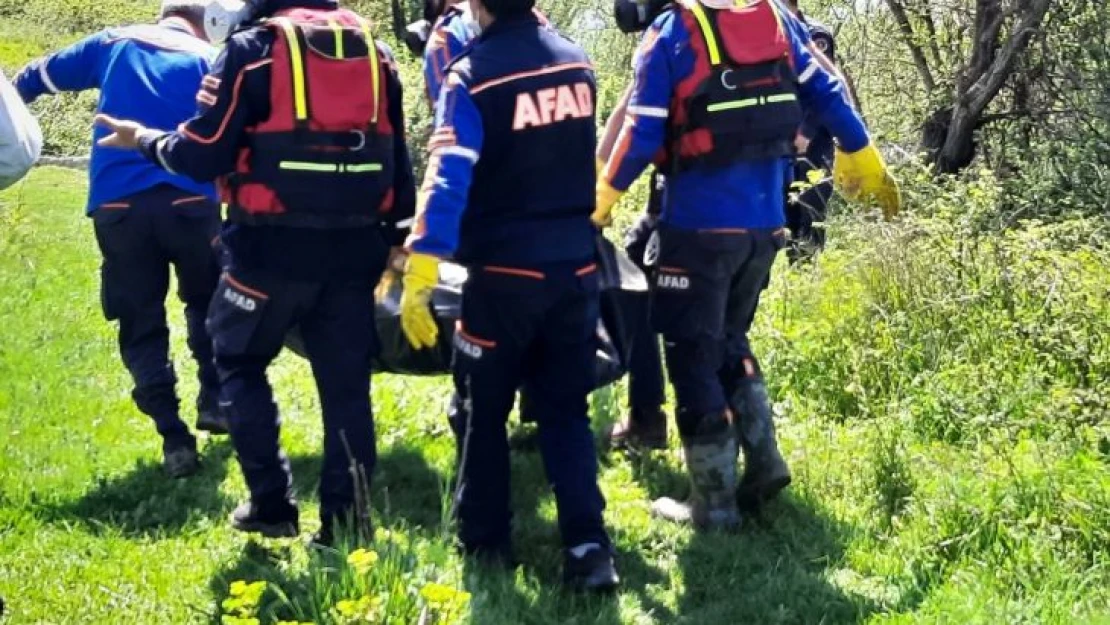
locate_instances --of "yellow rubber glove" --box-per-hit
[593,177,624,227]
[595,157,605,176]
[833,143,902,220]
[400,253,440,350]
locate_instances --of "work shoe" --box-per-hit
[651,414,741,531]
[229,500,299,538]
[163,438,200,479]
[563,544,620,593]
[195,388,229,435]
[604,406,669,451]
[462,543,517,571]
[732,379,792,512]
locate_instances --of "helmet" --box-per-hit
[613,0,672,33]
[202,0,267,43]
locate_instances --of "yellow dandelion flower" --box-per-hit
[346,548,380,574]
[228,580,248,597]
[420,582,469,606]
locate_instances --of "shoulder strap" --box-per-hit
[268,17,312,124]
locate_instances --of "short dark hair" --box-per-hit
[481,0,536,18]
[161,4,206,30]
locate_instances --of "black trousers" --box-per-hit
[92,184,220,444]
[207,260,382,525]
[451,262,609,552]
[785,157,834,262]
[650,225,785,436]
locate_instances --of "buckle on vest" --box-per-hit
[349,130,366,152]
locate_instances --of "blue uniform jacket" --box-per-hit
[422,4,479,107]
[604,1,869,230]
[407,13,597,266]
[136,0,417,280]
[15,20,216,213]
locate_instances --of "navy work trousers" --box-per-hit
[650,225,785,436]
[91,184,220,445]
[622,213,667,413]
[785,157,834,262]
[206,264,380,525]
[452,262,609,553]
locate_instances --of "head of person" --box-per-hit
[160,0,214,40]
[468,0,535,30]
[782,0,801,15]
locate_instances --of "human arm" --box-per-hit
[14,32,108,103]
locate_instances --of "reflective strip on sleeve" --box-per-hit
[394,217,414,229]
[628,105,670,118]
[39,64,60,94]
[436,145,480,163]
[797,63,818,84]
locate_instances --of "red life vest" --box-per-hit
[223,7,395,228]
[659,0,803,173]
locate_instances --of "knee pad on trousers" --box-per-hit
[131,382,179,419]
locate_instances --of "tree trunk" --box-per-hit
[923,0,1054,174]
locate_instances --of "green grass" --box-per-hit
[2,168,1108,624]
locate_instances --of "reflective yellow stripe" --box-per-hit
[274,18,308,122]
[766,93,797,104]
[327,19,344,59]
[355,17,380,125]
[707,98,760,113]
[344,163,383,173]
[278,162,383,173]
[685,1,721,66]
[280,161,339,172]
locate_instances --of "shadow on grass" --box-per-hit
[36,438,235,537]
[287,443,449,531]
[459,445,672,624]
[673,492,878,624]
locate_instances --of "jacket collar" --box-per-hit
[477,11,540,42]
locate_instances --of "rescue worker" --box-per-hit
[597,0,901,528]
[597,88,670,451]
[401,0,620,591]
[13,1,225,478]
[784,0,842,263]
[95,0,416,544]
[420,0,557,451]
[422,0,479,106]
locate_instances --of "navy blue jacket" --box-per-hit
[407,12,597,267]
[799,14,836,169]
[138,0,417,280]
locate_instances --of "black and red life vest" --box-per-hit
[223,7,396,228]
[659,0,803,173]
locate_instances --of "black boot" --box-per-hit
[195,386,229,435]
[230,499,299,538]
[162,437,199,479]
[732,379,791,512]
[563,544,620,593]
[651,411,741,531]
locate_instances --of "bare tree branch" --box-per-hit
[885,0,938,92]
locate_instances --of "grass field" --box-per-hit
[1,168,1108,624]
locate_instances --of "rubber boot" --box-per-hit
[603,406,668,451]
[732,379,791,512]
[651,411,740,531]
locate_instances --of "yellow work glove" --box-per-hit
[400,253,440,350]
[593,177,624,228]
[833,143,902,220]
